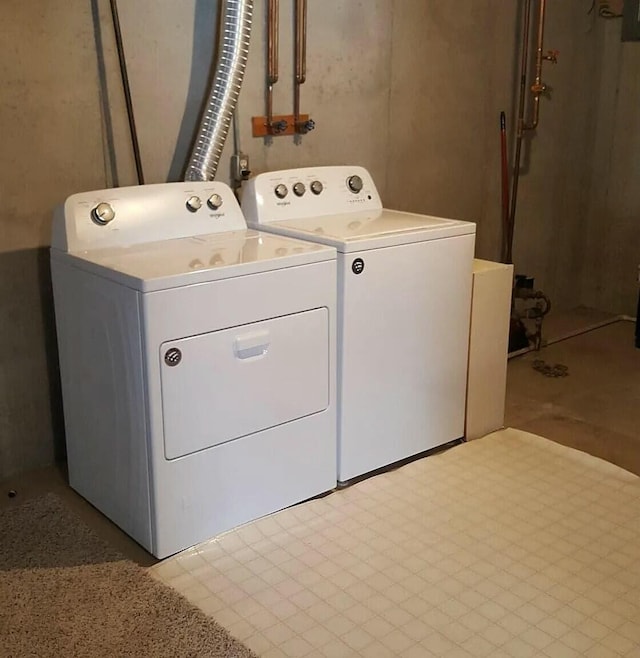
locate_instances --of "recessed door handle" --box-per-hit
[234,330,270,360]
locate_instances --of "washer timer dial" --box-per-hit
[347,175,363,194]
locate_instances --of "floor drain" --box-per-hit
[532,359,569,378]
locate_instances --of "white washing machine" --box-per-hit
[51,181,337,558]
[242,166,476,484]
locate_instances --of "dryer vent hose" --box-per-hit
[185,0,253,181]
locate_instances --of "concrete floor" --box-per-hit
[0,319,637,567]
[505,320,639,477]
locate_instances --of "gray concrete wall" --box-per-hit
[1,1,108,479]
[0,0,634,478]
[582,20,640,316]
[117,0,395,190]
[384,2,600,309]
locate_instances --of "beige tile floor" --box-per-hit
[152,429,640,658]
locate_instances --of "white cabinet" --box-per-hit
[465,260,513,440]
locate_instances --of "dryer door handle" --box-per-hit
[234,330,270,360]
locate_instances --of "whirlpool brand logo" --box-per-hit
[352,258,365,275]
[164,348,182,367]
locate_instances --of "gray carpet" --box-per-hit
[0,494,257,657]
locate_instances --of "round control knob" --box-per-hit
[347,175,363,194]
[186,196,202,212]
[274,184,288,199]
[310,180,323,195]
[91,202,115,225]
[207,193,223,210]
[293,182,306,197]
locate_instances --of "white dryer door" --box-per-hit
[160,308,329,459]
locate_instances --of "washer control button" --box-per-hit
[310,180,323,195]
[91,202,115,225]
[207,193,223,210]
[347,175,363,194]
[186,196,202,212]
[293,182,306,197]
[274,184,288,199]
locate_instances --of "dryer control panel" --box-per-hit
[52,182,246,252]
[242,166,383,225]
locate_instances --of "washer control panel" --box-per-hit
[242,166,383,225]
[53,182,246,252]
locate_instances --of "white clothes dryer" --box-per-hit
[51,181,337,558]
[242,166,475,484]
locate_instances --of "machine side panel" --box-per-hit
[337,234,475,482]
[51,259,153,551]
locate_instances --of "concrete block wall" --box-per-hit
[0,0,635,478]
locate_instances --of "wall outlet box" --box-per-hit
[622,0,640,41]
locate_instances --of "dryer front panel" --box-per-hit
[160,308,329,459]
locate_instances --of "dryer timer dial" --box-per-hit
[91,202,115,225]
[207,194,223,210]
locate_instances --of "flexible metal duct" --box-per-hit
[185,0,253,181]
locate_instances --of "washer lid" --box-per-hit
[53,229,335,292]
[262,208,476,252]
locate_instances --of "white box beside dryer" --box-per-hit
[51,182,337,558]
[242,166,476,484]
[465,259,513,440]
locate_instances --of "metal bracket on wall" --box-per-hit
[251,114,311,137]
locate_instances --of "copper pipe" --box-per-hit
[267,0,278,86]
[504,0,556,264]
[295,0,306,85]
[294,0,307,132]
[266,0,280,131]
[505,0,533,264]
[514,0,532,144]
[524,0,547,131]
